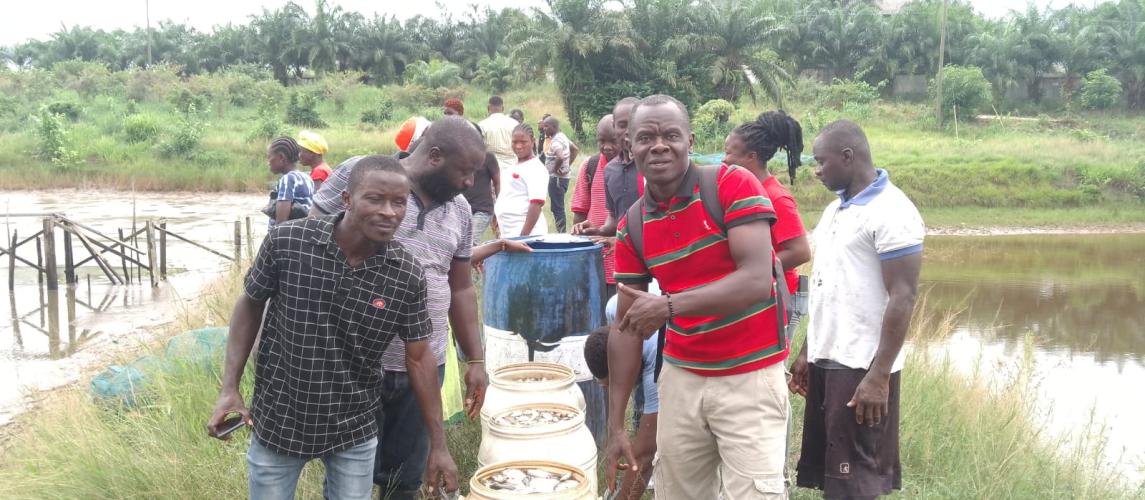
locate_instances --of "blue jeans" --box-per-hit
[247,436,377,500]
[374,365,446,500]
[548,176,569,233]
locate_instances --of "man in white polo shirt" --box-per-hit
[790,120,923,500]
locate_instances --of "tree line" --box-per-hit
[4,0,1144,131]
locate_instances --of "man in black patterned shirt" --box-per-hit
[207,155,458,500]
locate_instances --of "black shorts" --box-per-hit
[796,363,902,500]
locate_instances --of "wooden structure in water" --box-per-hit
[1,214,251,291]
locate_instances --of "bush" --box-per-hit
[159,104,204,158]
[123,114,162,144]
[817,79,881,109]
[360,96,396,125]
[1079,69,1122,111]
[695,99,735,125]
[51,60,117,98]
[32,107,81,169]
[404,59,463,89]
[473,56,515,93]
[124,65,181,102]
[285,91,327,128]
[170,87,208,115]
[932,65,993,120]
[46,101,81,122]
[318,72,366,113]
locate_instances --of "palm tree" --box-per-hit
[1091,0,1145,109]
[967,23,1019,105]
[353,15,414,83]
[508,0,636,134]
[690,0,792,105]
[304,0,352,75]
[1006,4,1064,103]
[473,55,516,93]
[249,3,309,84]
[405,59,463,88]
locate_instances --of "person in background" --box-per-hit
[790,120,923,500]
[723,111,812,339]
[464,152,501,246]
[298,130,331,192]
[509,109,525,123]
[264,136,314,228]
[574,97,640,244]
[536,113,550,163]
[479,96,520,182]
[207,155,458,500]
[442,98,465,117]
[541,116,578,233]
[606,95,788,499]
[494,123,548,238]
[571,114,620,296]
[396,116,432,153]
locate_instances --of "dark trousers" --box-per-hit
[548,176,569,233]
[374,364,446,500]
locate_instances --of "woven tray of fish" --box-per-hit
[482,467,580,494]
[492,408,576,428]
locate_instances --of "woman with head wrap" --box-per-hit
[297,130,331,191]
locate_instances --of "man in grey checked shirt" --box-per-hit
[207,155,459,499]
[311,117,489,499]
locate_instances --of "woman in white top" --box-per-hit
[494,123,550,238]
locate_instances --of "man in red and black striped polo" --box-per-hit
[604,95,789,499]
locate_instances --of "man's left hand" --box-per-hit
[590,236,617,256]
[463,363,488,418]
[616,284,669,340]
[422,445,459,496]
[847,372,890,426]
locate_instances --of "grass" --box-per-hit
[0,265,1141,498]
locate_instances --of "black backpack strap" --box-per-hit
[624,197,645,258]
[585,154,601,187]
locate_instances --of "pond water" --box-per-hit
[921,234,1145,484]
[0,190,265,426]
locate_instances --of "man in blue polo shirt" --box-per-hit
[790,120,923,500]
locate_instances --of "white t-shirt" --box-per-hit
[495,157,550,237]
[807,169,924,373]
[478,113,520,178]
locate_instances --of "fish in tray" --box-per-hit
[492,408,576,428]
[482,467,581,494]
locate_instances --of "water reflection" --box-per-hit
[924,234,1145,365]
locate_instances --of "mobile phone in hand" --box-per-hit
[214,413,247,438]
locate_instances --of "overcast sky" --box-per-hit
[0,0,1105,47]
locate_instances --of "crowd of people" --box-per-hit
[204,92,924,500]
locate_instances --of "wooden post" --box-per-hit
[159,222,167,279]
[234,221,242,265]
[65,285,77,346]
[934,0,948,126]
[63,230,76,285]
[86,274,92,303]
[118,229,131,284]
[46,285,60,357]
[145,221,159,288]
[245,217,253,260]
[8,230,16,291]
[42,219,58,291]
[35,236,44,287]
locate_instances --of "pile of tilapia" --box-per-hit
[481,467,580,494]
[492,408,576,428]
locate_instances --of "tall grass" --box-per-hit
[1,275,1140,498]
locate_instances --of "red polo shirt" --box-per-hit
[761,175,806,294]
[614,164,787,377]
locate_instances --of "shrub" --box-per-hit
[46,101,81,122]
[473,56,515,93]
[360,96,395,125]
[124,64,181,102]
[695,99,735,125]
[1079,69,1122,111]
[318,72,366,113]
[159,104,204,158]
[33,107,81,169]
[123,114,162,144]
[817,79,881,109]
[404,59,463,89]
[285,91,327,128]
[931,65,993,120]
[51,60,117,98]
[170,87,208,115]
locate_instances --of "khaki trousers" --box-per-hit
[654,362,788,500]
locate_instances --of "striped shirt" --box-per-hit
[381,192,473,371]
[614,164,785,377]
[571,154,616,284]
